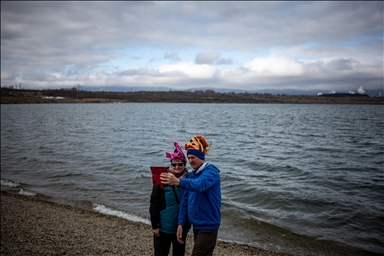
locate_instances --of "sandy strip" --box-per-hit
[1,191,292,256]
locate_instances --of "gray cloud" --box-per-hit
[195,51,221,64]
[216,58,233,65]
[164,52,180,61]
[326,58,361,71]
[1,1,382,91]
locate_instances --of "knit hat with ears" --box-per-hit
[166,142,187,164]
[184,135,212,160]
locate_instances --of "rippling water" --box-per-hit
[1,103,383,255]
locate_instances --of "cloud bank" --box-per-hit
[1,1,383,92]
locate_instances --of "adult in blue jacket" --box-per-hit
[161,135,221,256]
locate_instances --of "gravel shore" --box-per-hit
[1,191,292,256]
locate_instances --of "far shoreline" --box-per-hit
[2,88,384,105]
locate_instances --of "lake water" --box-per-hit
[1,103,383,255]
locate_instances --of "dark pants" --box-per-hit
[191,229,218,256]
[153,231,187,256]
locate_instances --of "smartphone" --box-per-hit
[150,166,168,188]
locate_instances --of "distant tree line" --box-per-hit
[2,87,383,105]
[38,88,286,103]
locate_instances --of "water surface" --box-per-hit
[1,103,383,255]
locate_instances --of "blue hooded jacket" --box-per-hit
[178,162,221,230]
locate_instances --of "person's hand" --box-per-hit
[160,172,180,186]
[153,228,160,237]
[176,225,184,244]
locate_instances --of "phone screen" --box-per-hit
[150,166,167,188]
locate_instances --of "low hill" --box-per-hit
[1,88,383,104]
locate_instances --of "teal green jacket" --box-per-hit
[149,168,188,234]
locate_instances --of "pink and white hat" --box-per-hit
[166,142,186,163]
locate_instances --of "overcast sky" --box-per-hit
[1,1,383,92]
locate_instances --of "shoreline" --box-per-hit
[1,191,292,256]
[2,88,384,105]
[1,190,380,256]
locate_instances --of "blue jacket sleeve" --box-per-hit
[177,188,189,226]
[179,164,220,192]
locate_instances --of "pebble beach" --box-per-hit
[1,191,292,256]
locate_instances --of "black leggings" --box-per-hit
[153,231,187,256]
